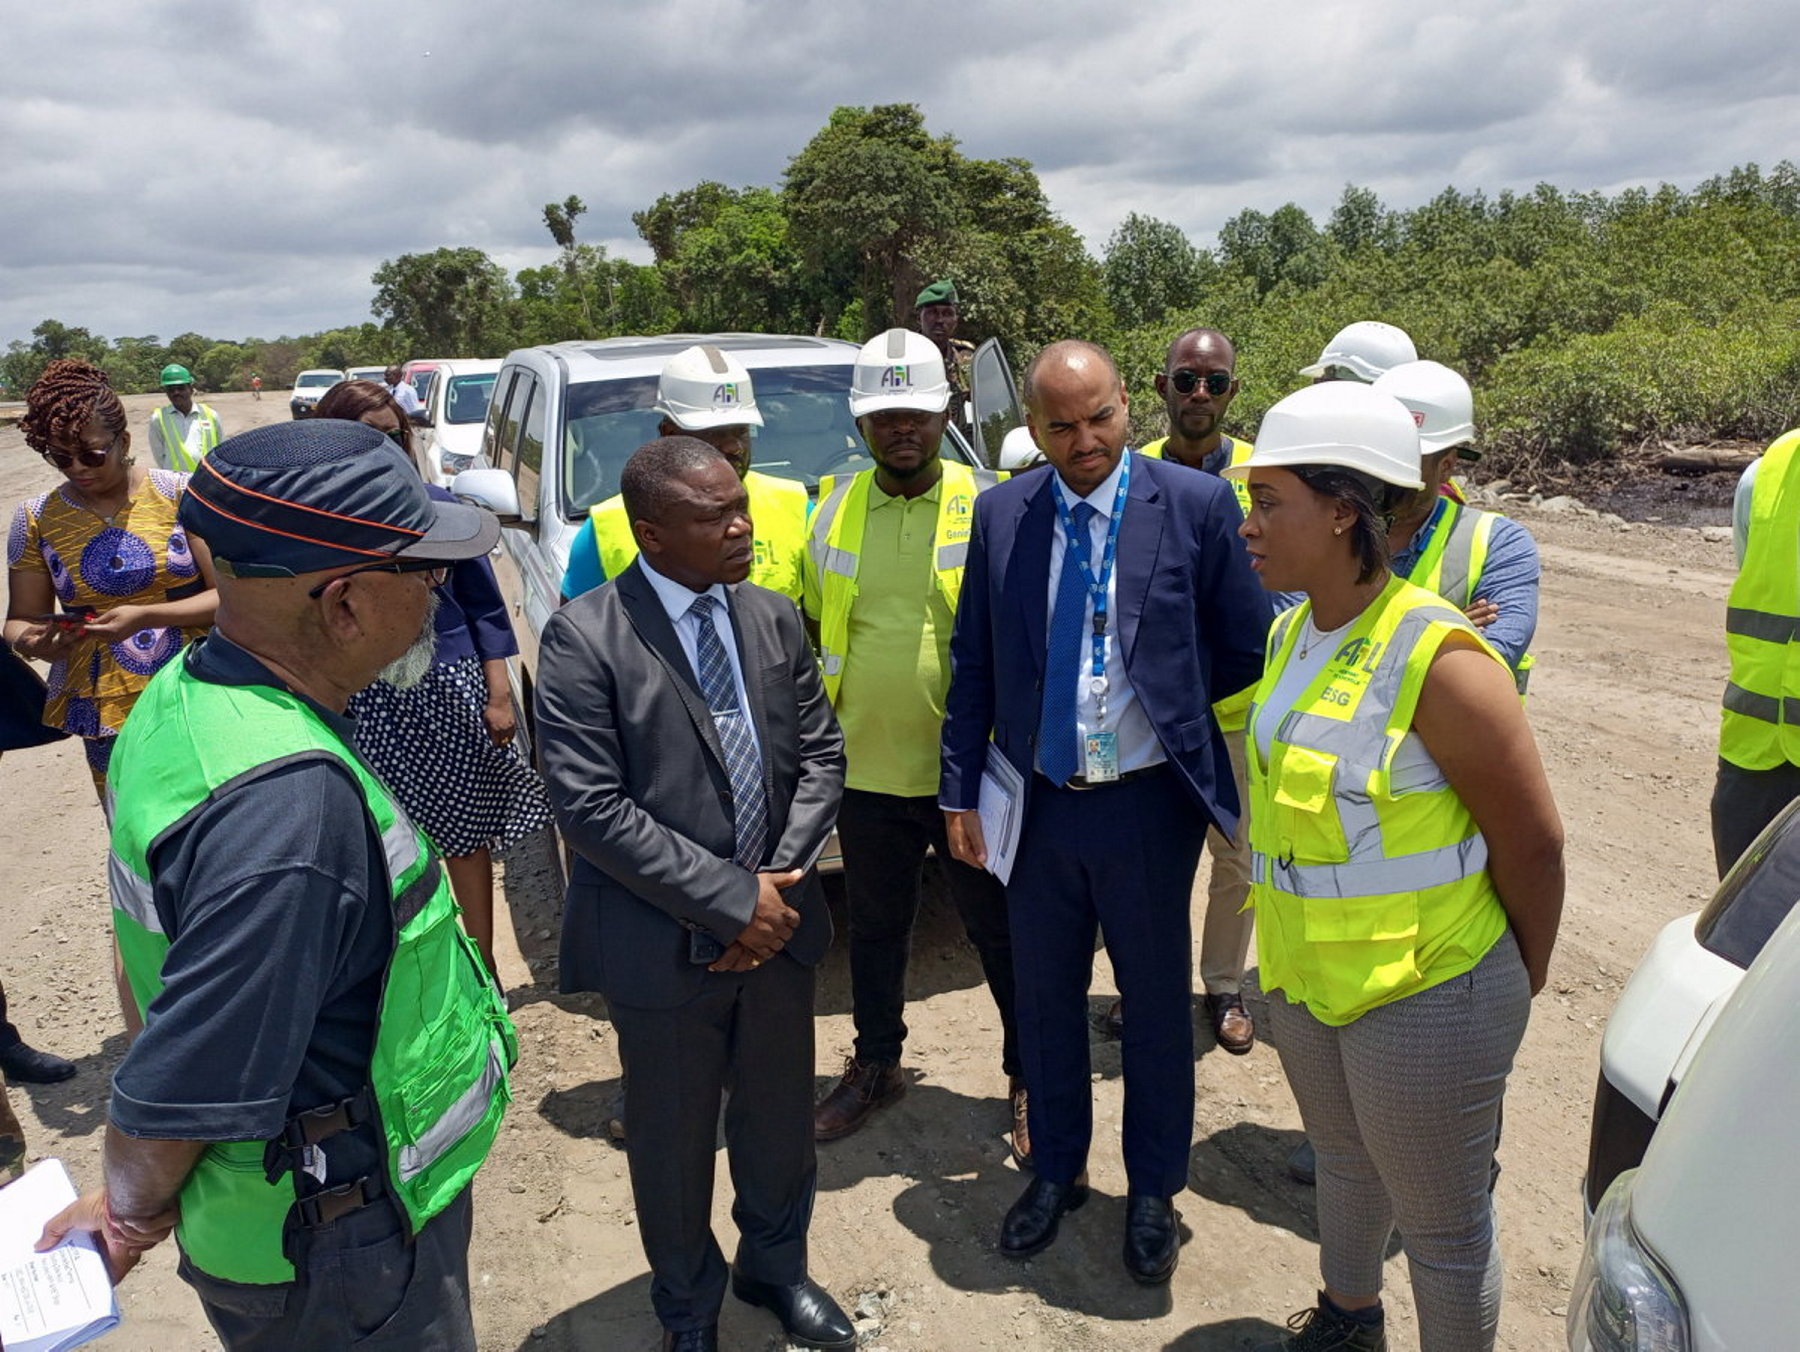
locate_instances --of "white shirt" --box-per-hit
[147,404,216,471]
[1043,451,1164,776]
[387,380,424,416]
[638,558,761,759]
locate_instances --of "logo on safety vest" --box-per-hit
[1333,637,1386,676]
[948,493,970,515]
[880,365,911,389]
[713,382,739,406]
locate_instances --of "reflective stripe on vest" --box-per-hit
[152,404,221,472]
[1246,575,1510,1026]
[1721,430,1800,770]
[588,470,809,601]
[806,463,1000,701]
[107,655,515,1284]
[1139,436,1253,517]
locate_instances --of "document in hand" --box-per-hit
[0,1158,120,1352]
[976,751,1025,885]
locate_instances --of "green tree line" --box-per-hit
[8,103,1797,473]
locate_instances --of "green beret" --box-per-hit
[915,279,959,308]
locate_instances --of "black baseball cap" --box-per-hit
[180,419,499,578]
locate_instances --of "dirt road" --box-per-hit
[0,392,1734,1349]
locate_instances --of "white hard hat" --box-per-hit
[1372,360,1474,456]
[1298,321,1418,383]
[1226,382,1423,490]
[998,425,1044,470]
[849,328,951,418]
[656,344,764,431]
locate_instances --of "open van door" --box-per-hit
[965,337,1022,469]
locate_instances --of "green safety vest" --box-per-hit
[107,657,516,1285]
[1721,429,1800,770]
[806,462,1000,704]
[1247,574,1510,1025]
[1398,498,1535,696]
[589,469,809,602]
[1140,436,1257,731]
[150,404,222,472]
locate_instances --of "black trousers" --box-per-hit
[836,788,1020,1077]
[1007,766,1207,1197]
[610,955,817,1332]
[1710,757,1800,877]
[183,1187,475,1351]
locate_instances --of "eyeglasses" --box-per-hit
[40,438,119,470]
[307,557,449,598]
[382,426,407,445]
[1171,369,1234,397]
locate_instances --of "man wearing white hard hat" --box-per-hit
[1300,320,1418,385]
[804,329,1025,1162]
[561,345,809,602]
[1373,360,1540,693]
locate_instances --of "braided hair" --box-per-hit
[20,359,127,456]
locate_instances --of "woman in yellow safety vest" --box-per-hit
[1228,382,1564,1352]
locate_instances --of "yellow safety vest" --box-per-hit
[1140,435,1253,516]
[1247,574,1510,1025]
[151,404,222,472]
[1399,499,1535,696]
[589,469,809,602]
[1721,429,1800,770]
[1141,435,1257,730]
[806,462,1000,704]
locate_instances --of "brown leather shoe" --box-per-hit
[1008,1076,1032,1169]
[1206,992,1256,1055]
[813,1055,904,1141]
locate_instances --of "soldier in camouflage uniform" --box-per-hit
[915,279,975,428]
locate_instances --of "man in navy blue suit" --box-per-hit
[940,340,1269,1284]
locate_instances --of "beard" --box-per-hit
[374,592,440,690]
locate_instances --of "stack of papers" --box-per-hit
[0,1159,120,1351]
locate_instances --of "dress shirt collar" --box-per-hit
[638,556,730,623]
[1052,449,1131,519]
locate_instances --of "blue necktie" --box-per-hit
[1037,501,1096,786]
[689,596,769,869]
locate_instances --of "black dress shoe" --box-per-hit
[1123,1193,1180,1284]
[1288,1138,1317,1186]
[999,1172,1089,1259]
[660,1326,718,1352]
[729,1269,854,1349]
[0,1042,76,1085]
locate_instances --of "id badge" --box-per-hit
[1083,730,1120,783]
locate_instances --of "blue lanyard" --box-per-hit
[1053,451,1131,682]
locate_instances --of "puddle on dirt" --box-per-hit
[1552,469,1737,528]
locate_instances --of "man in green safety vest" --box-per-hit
[38,419,514,1351]
[1716,424,1800,875]
[562,345,808,603]
[146,363,223,472]
[804,328,1025,1162]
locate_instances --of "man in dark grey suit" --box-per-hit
[536,438,853,1352]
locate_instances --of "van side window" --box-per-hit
[517,380,545,525]
[482,370,518,467]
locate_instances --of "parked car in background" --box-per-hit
[402,358,446,406]
[452,332,1016,759]
[289,368,346,418]
[416,359,503,487]
[1568,870,1800,1349]
[1581,797,1800,1222]
[345,365,389,387]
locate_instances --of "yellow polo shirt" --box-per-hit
[828,477,956,797]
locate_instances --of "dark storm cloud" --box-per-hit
[1,0,1795,347]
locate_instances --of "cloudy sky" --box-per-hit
[4,0,1795,349]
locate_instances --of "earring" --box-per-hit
[1333,526,1344,536]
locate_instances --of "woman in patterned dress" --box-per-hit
[314,380,551,978]
[5,359,218,793]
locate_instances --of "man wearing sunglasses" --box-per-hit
[40,419,513,1351]
[1103,329,1262,1060]
[147,364,223,473]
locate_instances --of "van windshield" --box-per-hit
[559,365,873,517]
[1697,797,1800,968]
[444,374,497,425]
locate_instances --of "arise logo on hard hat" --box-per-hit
[880,365,912,390]
[714,382,740,406]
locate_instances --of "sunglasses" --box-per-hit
[307,557,449,598]
[382,426,408,444]
[1171,369,1234,397]
[40,439,119,470]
